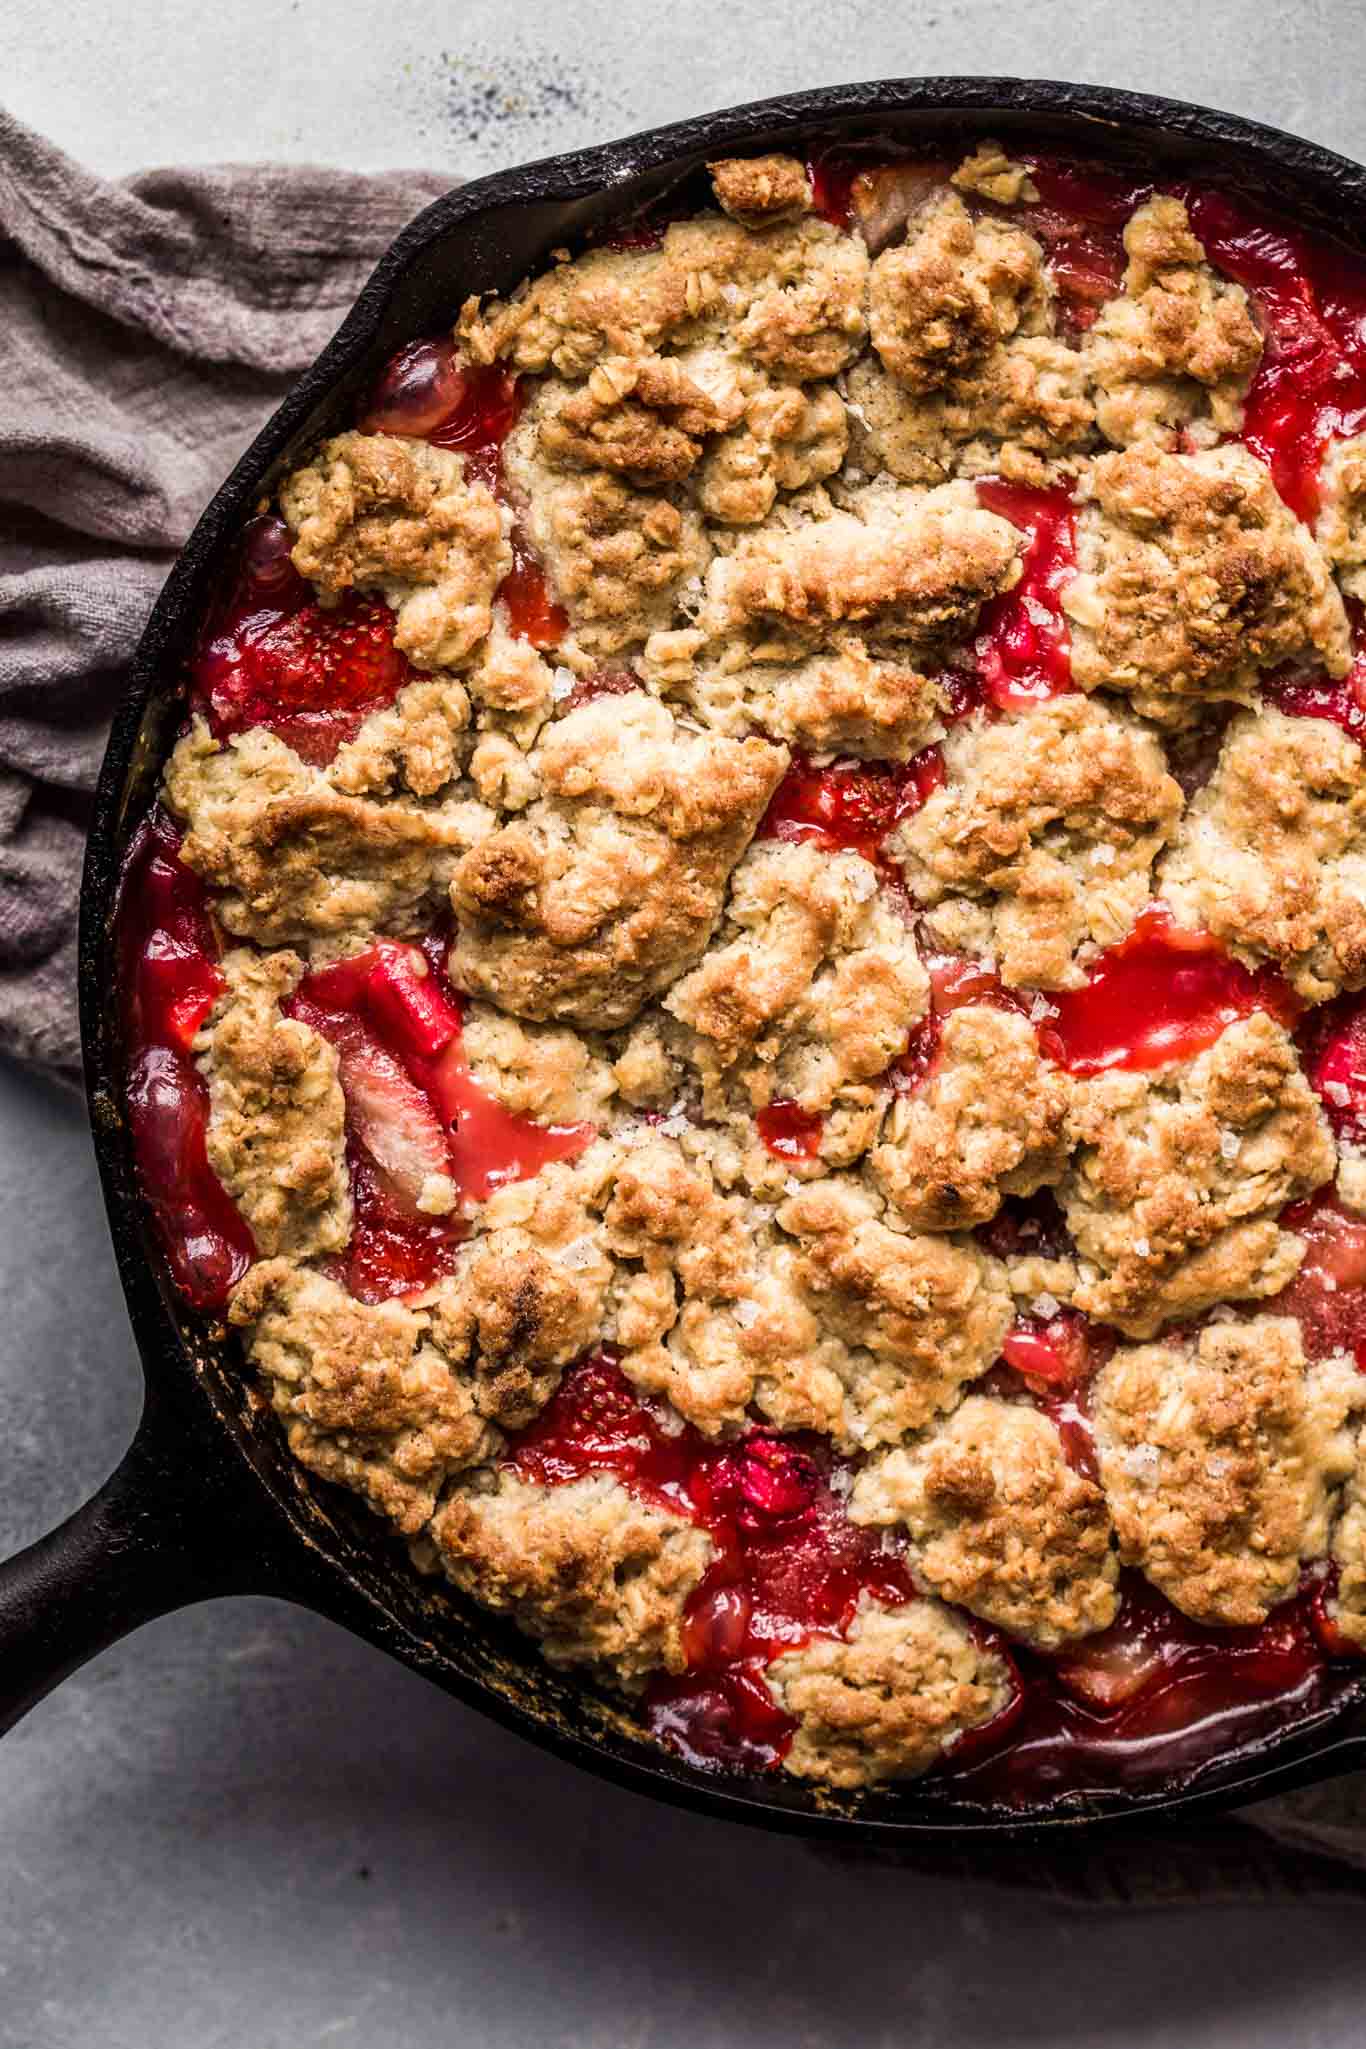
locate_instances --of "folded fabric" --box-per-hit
[2,103,1363,1902]
[0,107,449,1080]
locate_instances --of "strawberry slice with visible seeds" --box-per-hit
[197,591,411,765]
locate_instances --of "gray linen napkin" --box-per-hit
[3,105,1366,1901]
[0,108,448,1080]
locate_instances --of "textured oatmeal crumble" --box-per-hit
[768,1595,1013,1785]
[851,1395,1119,1647]
[1060,1012,1335,1336]
[129,139,1366,1792]
[1065,444,1350,722]
[894,696,1183,987]
[1092,1318,1359,1625]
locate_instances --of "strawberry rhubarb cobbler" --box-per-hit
[118,138,1366,1802]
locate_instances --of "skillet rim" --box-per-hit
[78,73,1366,1843]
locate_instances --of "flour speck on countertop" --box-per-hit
[391,38,630,175]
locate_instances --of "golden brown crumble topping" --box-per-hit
[1066,444,1350,722]
[165,720,479,952]
[708,153,814,224]
[231,1260,499,1535]
[851,1396,1119,1648]
[1060,1013,1335,1337]
[153,143,1366,1788]
[895,696,1183,988]
[869,1005,1072,1230]
[281,432,510,670]
[1161,706,1366,1002]
[700,481,1023,652]
[1317,433,1366,600]
[448,692,786,1027]
[197,949,351,1260]
[768,1596,1013,1786]
[431,1467,713,1683]
[1084,197,1263,450]
[1092,1318,1357,1625]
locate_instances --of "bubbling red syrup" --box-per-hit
[971,481,1077,707]
[191,515,412,765]
[286,939,595,1303]
[1042,904,1301,1075]
[508,1353,917,1770]
[118,813,255,1310]
[757,747,944,867]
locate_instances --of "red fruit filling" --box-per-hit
[996,1311,1113,1483]
[755,1100,824,1162]
[287,939,595,1303]
[1014,155,1153,332]
[1183,185,1366,523]
[806,151,862,230]
[1041,903,1301,1075]
[948,1569,1331,1806]
[555,666,641,717]
[1266,1193,1366,1368]
[508,1354,916,1771]
[191,516,412,766]
[971,480,1077,705]
[1300,991,1366,1143]
[118,813,255,1311]
[1000,1307,1113,1391]
[1263,598,1366,741]
[757,747,944,867]
[360,338,475,440]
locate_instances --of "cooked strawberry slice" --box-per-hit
[196,590,411,764]
[1053,1606,1170,1708]
[1304,999,1366,1140]
[362,943,462,1061]
[1001,1309,1110,1389]
[681,1582,754,1669]
[292,999,451,1220]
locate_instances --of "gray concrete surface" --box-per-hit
[6,3,1366,2042]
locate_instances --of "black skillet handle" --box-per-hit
[0,1386,263,1737]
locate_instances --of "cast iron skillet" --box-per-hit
[7,77,1366,1844]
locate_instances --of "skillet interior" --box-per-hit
[79,75,1366,1841]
